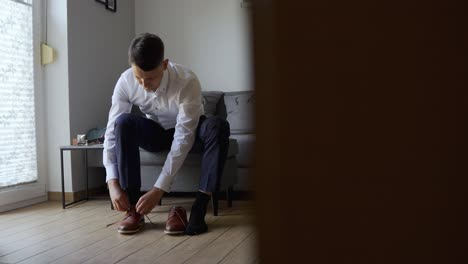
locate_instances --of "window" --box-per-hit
[0,0,45,211]
[0,0,37,189]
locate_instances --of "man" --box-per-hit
[103,33,230,235]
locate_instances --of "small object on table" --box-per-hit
[77,134,87,145]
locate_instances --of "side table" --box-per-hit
[60,144,106,208]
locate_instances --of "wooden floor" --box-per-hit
[0,198,257,264]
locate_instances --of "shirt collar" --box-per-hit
[154,70,169,96]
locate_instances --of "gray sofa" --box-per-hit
[223,91,255,192]
[138,91,255,215]
[92,91,255,215]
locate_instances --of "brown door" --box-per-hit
[253,1,468,263]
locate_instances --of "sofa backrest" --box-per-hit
[202,91,255,134]
[223,91,255,134]
[131,91,226,117]
[131,90,255,134]
[201,91,227,119]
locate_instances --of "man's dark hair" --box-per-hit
[128,33,164,71]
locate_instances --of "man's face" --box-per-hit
[132,59,168,92]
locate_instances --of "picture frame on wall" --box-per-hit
[95,0,105,5]
[106,0,117,12]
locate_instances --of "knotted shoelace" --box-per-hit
[168,208,187,228]
[106,211,155,227]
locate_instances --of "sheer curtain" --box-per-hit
[0,0,37,189]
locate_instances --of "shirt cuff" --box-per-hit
[105,164,119,183]
[154,173,171,193]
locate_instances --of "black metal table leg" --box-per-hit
[60,145,112,209]
[61,148,95,208]
[61,149,65,209]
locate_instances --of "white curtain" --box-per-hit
[0,0,37,188]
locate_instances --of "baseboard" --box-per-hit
[0,195,48,213]
[48,191,69,202]
[48,189,253,202]
[48,187,109,202]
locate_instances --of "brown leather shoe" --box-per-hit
[164,206,188,235]
[118,208,144,234]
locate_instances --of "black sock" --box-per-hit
[185,192,210,235]
[194,191,210,208]
[126,189,141,207]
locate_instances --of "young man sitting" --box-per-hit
[103,33,230,235]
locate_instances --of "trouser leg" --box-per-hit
[114,113,173,205]
[186,116,230,233]
[191,116,231,193]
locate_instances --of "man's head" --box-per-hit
[129,33,168,92]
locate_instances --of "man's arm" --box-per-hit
[155,77,203,192]
[103,76,133,211]
[135,77,203,214]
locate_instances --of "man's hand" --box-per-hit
[136,187,164,215]
[108,179,131,212]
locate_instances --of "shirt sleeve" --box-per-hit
[154,77,203,192]
[103,76,132,182]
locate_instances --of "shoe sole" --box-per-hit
[164,229,185,235]
[118,224,144,234]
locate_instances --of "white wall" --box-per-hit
[45,0,135,192]
[45,0,71,192]
[135,0,253,92]
[46,0,249,192]
[67,0,135,191]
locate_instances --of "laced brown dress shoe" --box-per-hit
[164,206,188,235]
[118,208,144,234]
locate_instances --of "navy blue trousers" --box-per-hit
[114,113,230,205]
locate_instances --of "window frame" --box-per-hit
[0,0,47,211]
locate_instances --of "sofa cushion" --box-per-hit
[139,138,238,166]
[229,134,255,168]
[140,158,238,192]
[224,91,255,134]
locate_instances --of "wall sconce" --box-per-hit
[41,43,55,65]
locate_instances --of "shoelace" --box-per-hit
[106,211,155,227]
[145,214,155,225]
[169,208,187,228]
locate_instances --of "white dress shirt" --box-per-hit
[103,61,204,192]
